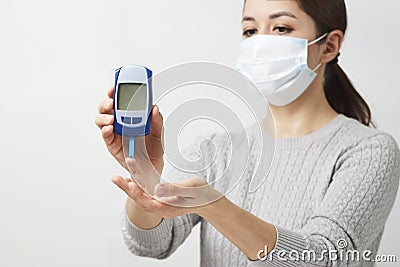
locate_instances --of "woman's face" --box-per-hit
[242,0,324,69]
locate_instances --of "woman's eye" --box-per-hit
[243,29,257,37]
[273,26,293,35]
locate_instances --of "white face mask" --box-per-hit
[235,33,328,106]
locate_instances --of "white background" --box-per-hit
[0,0,399,266]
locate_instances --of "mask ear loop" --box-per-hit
[312,62,323,72]
[308,32,329,46]
[309,32,329,71]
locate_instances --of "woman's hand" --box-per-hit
[95,87,165,173]
[112,176,203,219]
[112,157,223,218]
[112,147,277,262]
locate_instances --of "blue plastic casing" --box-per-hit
[113,65,153,137]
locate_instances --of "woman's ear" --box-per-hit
[321,29,344,64]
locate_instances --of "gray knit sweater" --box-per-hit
[120,114,400,266]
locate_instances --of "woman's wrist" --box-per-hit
[125,197,163,230]
[196,196,231,219]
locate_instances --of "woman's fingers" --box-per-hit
[145,105,165,162]
[126,158,160,192]
[150,105,163,139]
[154,178,208,198]
[122,177,132,183]
[127,180,145,202]
[152,178,221,207]
[154,182,196,198]
[98,98,114,114]
[107,86,114,99]
[127,182,168,212]
[125,158,141,177]
[112,176,163,214]
[154,178,207,197]
[111,176,131,194]
[95,114,114,129]
[112,176,149,202]
[112,175,193,217]
[95,88,114,129]
[155,195,186,207]
[102,125,115,146]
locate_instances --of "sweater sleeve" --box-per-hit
[248,133,400,267]
[121,210,201,259]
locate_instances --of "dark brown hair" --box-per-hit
[243,0,373,126]
[295,0,373,126]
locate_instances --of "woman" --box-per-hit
[95,0,400,266]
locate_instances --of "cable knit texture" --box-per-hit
[120,114,400,266]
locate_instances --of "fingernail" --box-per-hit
[155,184,165,196]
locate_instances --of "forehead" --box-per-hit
[243,0,311,23]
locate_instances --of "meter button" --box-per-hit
[122,116,132,124]
[132,117,142,124]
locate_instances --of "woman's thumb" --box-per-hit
[150,105,163,138]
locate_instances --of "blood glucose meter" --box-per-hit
[113,65,153,137]
[113,65,153,158]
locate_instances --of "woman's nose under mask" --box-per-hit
[236,33,328,106]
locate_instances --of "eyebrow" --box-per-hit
[269,11,298,20]
[241,12,298,23]
[242,16,256,23]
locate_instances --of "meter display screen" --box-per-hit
[117,83,147,111]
